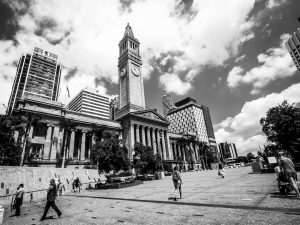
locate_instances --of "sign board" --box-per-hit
[34,47,58,60]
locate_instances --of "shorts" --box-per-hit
[286,172,297,181]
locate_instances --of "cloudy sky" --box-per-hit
[1,0,300,155]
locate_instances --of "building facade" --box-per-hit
[167,97,209,143]
[67,87,110,120]
[285,28,300,71]
[8,25,218,170]
[218,142,238,160]
[7,47,62,115]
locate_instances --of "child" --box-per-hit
[172,166,182,201]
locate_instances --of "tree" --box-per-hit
[260,101,300,160]
[90,130,130,173]
[60,118,77,168]
[133,143,156,174]
[0,115,22,166]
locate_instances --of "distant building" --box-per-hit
[67,87,110,120]
[162,94,175,118]
[219,142,238,160]
[201,105,217,147]
[7,47,62,115]
[285,28,300,70]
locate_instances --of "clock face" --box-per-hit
[120,67,127,77]
[131,66,140,76]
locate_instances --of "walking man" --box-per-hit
[172,166,182,201]
[14,184,25,216]
[278,152,300,198]
[40,179,62,221]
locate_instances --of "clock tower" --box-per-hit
[118,23,145,113]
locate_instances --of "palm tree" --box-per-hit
[60,118,77,168]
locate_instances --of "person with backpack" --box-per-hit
[40,179,62,221]
[172,166,182,201]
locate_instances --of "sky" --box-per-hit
[0,0,300,155]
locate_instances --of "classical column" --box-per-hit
[50,126,60,160]
[14,130,19,143]
[161,130,166,160]
[80,131,86,161]
[165,131,171,160]
[29,126,34,139]
[130,124,135,158]
[177,144,182,159]
[69,129,75,159]
[135,124,140,143]
[146,127,151,147]
[43,125,53,160]
[141,125,146,145]
[171,142,176,160]
[92,133,96,145]
[151,128,157,154]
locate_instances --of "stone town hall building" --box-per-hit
[8,24,216,170]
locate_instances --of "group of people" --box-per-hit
[12,177,82,221]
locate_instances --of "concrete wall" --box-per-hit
[0,167,101,205]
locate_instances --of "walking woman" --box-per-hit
[218,162,225,178]
[172,166,182,201]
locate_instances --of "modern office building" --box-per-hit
[162,94,175,118]
[201,105,217,147]
[7,47,62,115]
[67,87,110,120]
[218,142,238,160]
[285,28,300,70]
[167,97,209,143]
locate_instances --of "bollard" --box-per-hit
[0,206,4,224]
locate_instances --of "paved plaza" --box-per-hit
[2,167,300,225]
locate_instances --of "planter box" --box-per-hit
[96,180,143,189]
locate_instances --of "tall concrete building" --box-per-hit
[162,94,175,118]
[285,28,300,70]
[7,47,62,115]
[201,105,217,147]
[167,97,209,143]
[219,142,238,160]
[67,87,110,120]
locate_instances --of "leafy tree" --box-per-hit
[133,143,156,174]
[90,130,130,173]
[260,100,300,160]
[0,115,22,165]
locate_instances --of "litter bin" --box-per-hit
[0,206,4,224]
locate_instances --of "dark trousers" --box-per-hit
[15,198,22,215]
[41,201,61,219]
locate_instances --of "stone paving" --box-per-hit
[2,167,300,225]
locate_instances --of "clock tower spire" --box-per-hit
[118,23,145,113]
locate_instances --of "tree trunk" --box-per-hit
[20,124,30,166]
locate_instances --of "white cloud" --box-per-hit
[215,83,300,155]
[0,0,257,109]
[159,73,192,95]
[227,34,297,93]
[266,0,288,9]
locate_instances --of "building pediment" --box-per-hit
[131,109,169,124]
